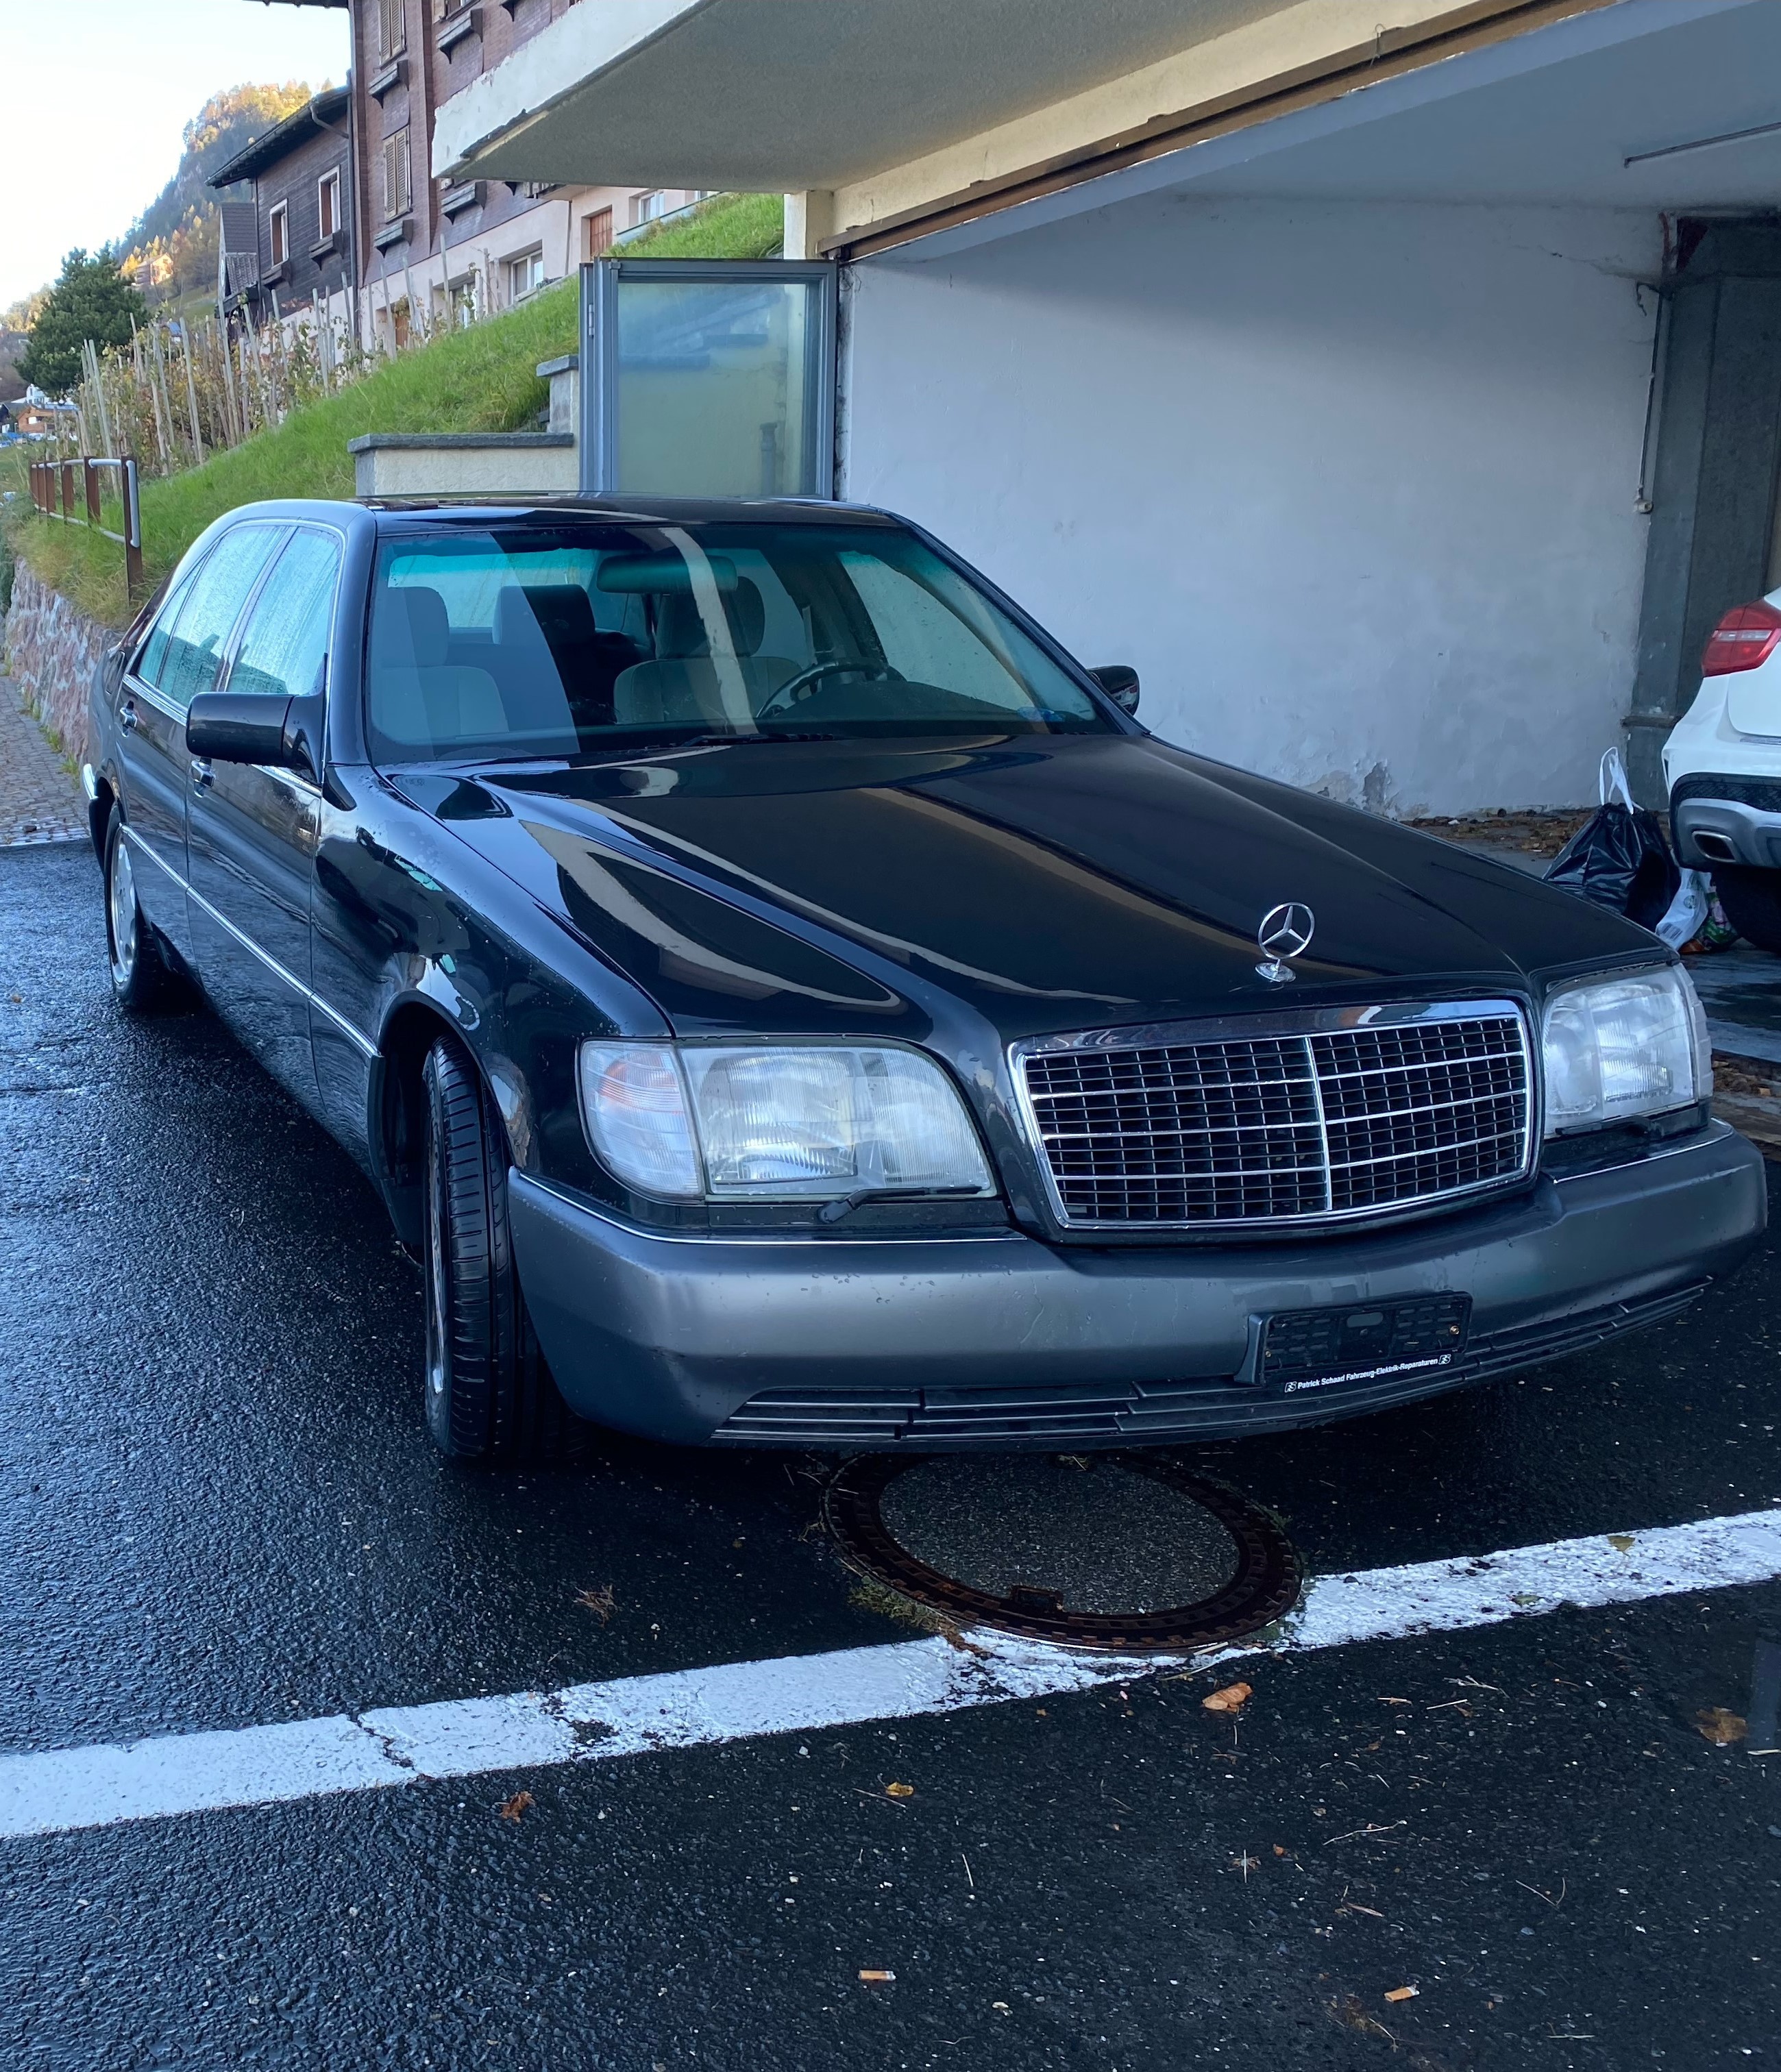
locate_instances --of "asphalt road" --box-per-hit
[3,837,1780,2071]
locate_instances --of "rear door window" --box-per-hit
[134,562,205,691]
[228,528,343,702]
[156,523,286,711]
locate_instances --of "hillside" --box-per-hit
[122,84,320,306]
[9,282,574,625]
[5,192,783,627]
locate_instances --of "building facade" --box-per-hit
[349,0,705,349]
[209,86,357,348]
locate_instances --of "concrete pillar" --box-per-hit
[784,190,835,262]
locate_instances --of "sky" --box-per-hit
[0,0,352,311]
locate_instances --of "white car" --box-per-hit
[1663,595,1781,952]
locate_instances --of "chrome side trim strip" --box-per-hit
[1549,1119,1738,1182]
[119,824,378,1061]
[516,1174,1024,1249]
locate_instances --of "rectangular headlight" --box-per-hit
[1540,965,1709,1137]
[577,1041,994,1202]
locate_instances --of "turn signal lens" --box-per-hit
[1702,599,1781,675]
[576,1044,702,1198]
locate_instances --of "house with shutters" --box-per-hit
[208,86,357,345]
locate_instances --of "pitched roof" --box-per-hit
[208,86,351,189]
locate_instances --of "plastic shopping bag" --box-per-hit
[1545,749,1680,933]
[1654,867,1710,950]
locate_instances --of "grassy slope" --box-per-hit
[6,283,576,626]
[624,190,783,260]
[3,193,785,628]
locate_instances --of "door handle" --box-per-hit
[189,758,214,791]
[119,700,138,734]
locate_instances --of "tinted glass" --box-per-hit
[229,528,341,701]
[615,278,822,497]
[365,523,1108,765]
[157,524,284,711]
[134,563,203,691]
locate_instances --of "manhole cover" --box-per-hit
[824,1453,1301,1653]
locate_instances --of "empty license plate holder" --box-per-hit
[1252,1294,1472,1396]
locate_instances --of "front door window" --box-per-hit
[156,525,286,709]
[229,528,343,705]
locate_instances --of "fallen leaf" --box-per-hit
[1607,1533,1636,1553]
[857,1969,896,1984]
[1384,1985,1420,2003]
[1202,1681,1253,1714]
[498,1790,534,1822]
[574,1585,617,1621]
[1273,1845,1288,1857]
[1695,1707,1747,1745]
[885,1781,915,1799]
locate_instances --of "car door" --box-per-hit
[187,523,343,1110]
[119,523,286,961]
[112,560,207,959]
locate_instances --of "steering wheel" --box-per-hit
[755,659,902,719]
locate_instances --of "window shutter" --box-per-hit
[382,131,411,219]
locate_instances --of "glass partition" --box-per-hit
[583,260,837,500]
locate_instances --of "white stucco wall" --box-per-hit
[842,195,1662,816]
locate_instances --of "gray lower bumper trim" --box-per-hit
[508,1124,1766,1448]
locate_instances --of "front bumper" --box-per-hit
[508,1124,1767,1448]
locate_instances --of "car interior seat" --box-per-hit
[369,585,510,752]
[492,585,640,732]
[611,579,800,728]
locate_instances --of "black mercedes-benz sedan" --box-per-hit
[84,496,1765,1459]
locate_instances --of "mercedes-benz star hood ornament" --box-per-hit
[1255,902,1315,985]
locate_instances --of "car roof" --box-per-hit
[360,495,905,530]
[206,496,909,536]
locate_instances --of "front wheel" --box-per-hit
[103,810,179,1013]
[1710,865,1781,954]
[421,1037,574,1462]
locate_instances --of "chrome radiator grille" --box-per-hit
[1018,1005,1532,1230]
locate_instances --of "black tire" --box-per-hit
[1710,865,1781,954]
[103,809,180,1013]
[421,1037,573,1462]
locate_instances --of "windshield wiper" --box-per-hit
[676,731,844,748]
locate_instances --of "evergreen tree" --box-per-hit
[17,249,147,397]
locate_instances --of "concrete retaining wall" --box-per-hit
[0,563,113,772]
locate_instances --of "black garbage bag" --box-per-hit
[1544,749,1678,930]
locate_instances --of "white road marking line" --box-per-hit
[2,1507,1778,1842]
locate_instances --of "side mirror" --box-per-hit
[186,690,319,778]
[1090,664,1140,717]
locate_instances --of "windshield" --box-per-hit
[364,522,1112,763]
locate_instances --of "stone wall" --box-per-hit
[0,563,115,770]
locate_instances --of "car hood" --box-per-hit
[397,734,1653,1041]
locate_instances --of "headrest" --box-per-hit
[654,578,765,660]
[520,585,599,647]
[493,585,548,651]
[374,584,450,669]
